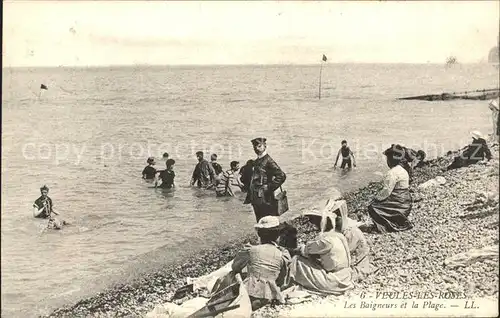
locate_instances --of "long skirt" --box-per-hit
[368,188,413,233]
[289,255,353,295]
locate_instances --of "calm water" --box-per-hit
[1,64,498,317]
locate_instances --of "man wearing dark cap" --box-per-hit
[244,138,286,221]
[191,151,216,188]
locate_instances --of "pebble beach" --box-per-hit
[43,143,499,318]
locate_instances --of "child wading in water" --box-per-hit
[156,159,176,189]
[334,140,357,170]
[142,157,157,180]
[33,185,68,229]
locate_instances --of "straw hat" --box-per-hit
[470,131,484,140]
[254,216,282,229]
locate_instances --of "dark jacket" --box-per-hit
[448,138,492,170]
[211,162,223,175]
[244,154,286,205]
[462,138,492,164]
[192,159,216,188]
[239,164,253,192]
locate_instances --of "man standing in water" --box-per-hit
[191,151,216,188]
[244,138,286,221]
[334,140,357,170]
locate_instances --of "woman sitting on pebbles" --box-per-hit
[288,200,354,295]
[332,200,376,282]
[230,216,291,311]
[363,144,414,233]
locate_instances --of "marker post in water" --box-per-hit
[39,84,48,99]
[319,54,327,100]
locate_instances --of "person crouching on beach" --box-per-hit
[244,138,286,221]
[231,216,291,311]
[363,144,414,233]
[399,146,427,181]
[215,161,244,197]
[334,140,356,170]
[33,185,67,229]
[156,159,176,189]
[142,157,157,181]
[288,202,354,295]
[447,131,492,171]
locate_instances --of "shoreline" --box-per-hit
[44,144,499,318]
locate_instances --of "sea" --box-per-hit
[1,63,498,317]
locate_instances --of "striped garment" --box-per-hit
[216,170,238,196]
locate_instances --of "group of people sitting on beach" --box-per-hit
[200,142,418,312]
[184,127,496,314]
[141,152,254,197]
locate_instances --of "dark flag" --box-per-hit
[322,54,327,62]
[40,84,48,90]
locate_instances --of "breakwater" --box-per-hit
[399,88,499,101]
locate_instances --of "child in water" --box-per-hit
[142,157,157,180]
[156,159,176,189]
[334,140,357,170]
[33,185,68,230]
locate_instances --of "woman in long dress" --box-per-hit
[366,144,413,233]
[230,216,291,311]
[289,202,354,295]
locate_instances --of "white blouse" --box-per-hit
[375,165,409,201]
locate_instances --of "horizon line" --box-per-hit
[3,61,498,69]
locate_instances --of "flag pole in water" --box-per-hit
[319,54,327,100]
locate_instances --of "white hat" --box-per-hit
[303,199,342,232]
[470,131,484,140]
[254,216,281,229]
[489,99,499,111]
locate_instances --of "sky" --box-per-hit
[2,1,499,67]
